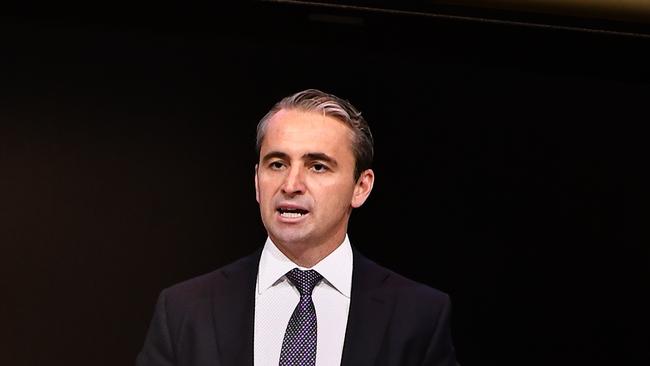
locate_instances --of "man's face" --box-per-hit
[255,109,373,251]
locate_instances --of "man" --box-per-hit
[137,89,457,366]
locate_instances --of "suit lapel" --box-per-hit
[341,249,395,366]
[210,249,261,366]
[208,248,393,365]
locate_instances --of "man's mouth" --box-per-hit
[277,207,309,218]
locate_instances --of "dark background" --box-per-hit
[2,1,648,365]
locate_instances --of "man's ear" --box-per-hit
[254,164,260,203]
[351,169,375,208]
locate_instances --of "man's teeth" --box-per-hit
[280,212,304,218]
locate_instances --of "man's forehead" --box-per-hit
[269,108,341,126]
[260,110,354,160]
[266,109,350,139]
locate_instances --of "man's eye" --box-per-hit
[270,161,284,169]
[311,163,328,172]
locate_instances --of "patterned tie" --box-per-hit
[279,268,323,366]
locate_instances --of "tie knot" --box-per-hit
[285,268,323,296]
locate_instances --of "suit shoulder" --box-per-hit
[389,269,450,303]
[162,249,261,304]
[360,254,450,304]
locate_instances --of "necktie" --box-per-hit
[279,268,323,366]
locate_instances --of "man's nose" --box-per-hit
[281,166,306,195]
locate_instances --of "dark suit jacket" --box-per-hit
[136,248,457,366]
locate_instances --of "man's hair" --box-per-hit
[256,89,374,181]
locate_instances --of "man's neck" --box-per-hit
[272,236,346,268]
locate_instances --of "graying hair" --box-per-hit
[256,89,374,180]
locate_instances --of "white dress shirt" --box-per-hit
[253,235,353,366]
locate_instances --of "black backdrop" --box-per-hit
[2,2,648,366]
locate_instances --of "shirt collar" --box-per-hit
[257,235,353,298]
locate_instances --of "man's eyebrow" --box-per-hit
[303,153,338,167]
[260,151,338,167]
[261,151,289,162]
